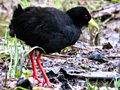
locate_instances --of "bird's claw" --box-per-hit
[42,80,57,87]
[29,74,42,85]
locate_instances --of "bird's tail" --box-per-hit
[12,4,24,18]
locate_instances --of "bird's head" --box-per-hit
[66,7,99,30]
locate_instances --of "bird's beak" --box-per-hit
[88,19,99,30]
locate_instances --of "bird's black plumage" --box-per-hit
[9,4,91,53]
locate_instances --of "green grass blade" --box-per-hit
[3,27,8,48]
[20,46,46,62]
[21,0,30,8]
[23,0,30,7]
[21,2,26,8]
[55,0,60,9]
[14,36,18,72]
[93,80,98,90]
[33,0,37,6]
[86,79,91,90]
[43,0,48,7]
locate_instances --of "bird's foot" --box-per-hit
[29,74,42,85]
[42,79,57,87]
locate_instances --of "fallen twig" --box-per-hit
[92,3,120,18]
[107,55,120,58]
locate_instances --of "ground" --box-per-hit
[0,0,120,90]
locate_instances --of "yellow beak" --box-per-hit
[88,19,99,30]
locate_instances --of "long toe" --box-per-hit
[29,74,42,85]
[42,80,57,87]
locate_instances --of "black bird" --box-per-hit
[9,4,99,86]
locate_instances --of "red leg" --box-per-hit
[29,50,42,85]
[36,53,54,86]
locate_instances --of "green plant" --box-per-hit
[9,86,29,90]
[8,36,21,79]
[21,0,30,8]
[101,82,109,90]
[3,27,9,48]
[86,79,98,90]
[113,71,120,89]
[22,68,32,78]
[86,79,109,90]
[8,37,45,79]
[110,0,120,3]
[86,0,104,10]
[52,0,60,9]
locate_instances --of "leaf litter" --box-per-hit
[0,0,120,90]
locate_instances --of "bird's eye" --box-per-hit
[84,14,89,19]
